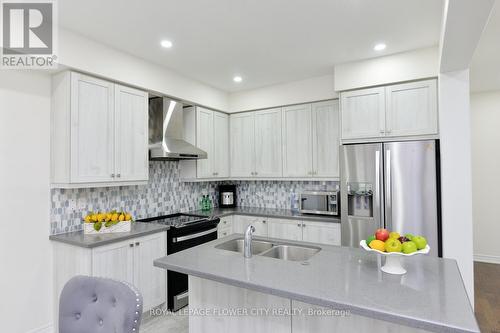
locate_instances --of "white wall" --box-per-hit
[0,71,53,332]
[228,74,337,112]
[59,29,229,112]
[470,90,500,264]
[334,47,439,91]
[438,70,474,302]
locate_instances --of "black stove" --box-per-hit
[137,213,214,228]
[137,212,220,312]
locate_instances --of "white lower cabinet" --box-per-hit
[267,218,303,241]
[217,216,233,238]
[229,215,340,246]
[301,221,341,246]
[232,215,268,237]
[54,231,167,320]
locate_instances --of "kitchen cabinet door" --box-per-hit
[230,113,255,177]
[267,219,302,241]
[217,216,233,238]
[254,108,283,177]
[312,100,340,178]
[282,104,313,177]
[232,215,268,237]
[340,87,386,140]
[197,107,215,178]
[70,73,115,183]
[302,221,341,246]
[92,240,134,283]
[133,232,167,311]
[385,79,438,137]
[114,84,149,182]
[213,111,230,177]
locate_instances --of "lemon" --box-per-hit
[97,213,105,222]
[125,213,132,221]
[91,214,98,222]
[111,213,119,222]
[84,215,91,223]
[119,214,125,222]
[106,213,112,221]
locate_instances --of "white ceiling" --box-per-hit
[471,1,500,92]
[59,0,444,92]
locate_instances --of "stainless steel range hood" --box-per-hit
[149,97,207,160]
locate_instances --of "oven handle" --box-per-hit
[172,227,218,243]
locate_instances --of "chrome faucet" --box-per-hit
[244,225,256,258]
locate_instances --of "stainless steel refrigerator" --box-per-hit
[340,140,441,256]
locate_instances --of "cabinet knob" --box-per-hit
[129,244,134,247]
[262,220,266,224]
[135,242,140,246]
[297,223,301,227]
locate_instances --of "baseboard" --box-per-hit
[26,323,54,333]
[474,254,500,264]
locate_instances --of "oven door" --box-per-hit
[167,223,219,311]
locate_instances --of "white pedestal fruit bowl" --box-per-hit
[360,240,430,275]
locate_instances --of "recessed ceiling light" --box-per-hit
[233,76,243,83]
[160,40,173,48]
[374,43,386,51]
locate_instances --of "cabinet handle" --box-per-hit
[111,173,115,178]
[262,220,266,224]
[297,223,301,227]
[116,173,121,178]
[380,130,385,134]
[303,224,306,228]
[135,242,140,246]
[129,244,134,247]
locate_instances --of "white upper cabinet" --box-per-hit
[385,79,438,137]
[282,104,313,177]
[282,101,339,178]
[230,112,255,177]
[52,71,149,187]
[196,107,215,178]
[254,108,282,177]
[213,111,230,177]
[340,79,438,141]
[312,100,340,178]
[70,73,115,183]
[114,84,149,181]
[341,87,386,140]
[181,107,229,180]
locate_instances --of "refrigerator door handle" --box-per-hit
[375,150,383,229]
[385,149,392,231]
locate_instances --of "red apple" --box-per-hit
[375,228,390,241]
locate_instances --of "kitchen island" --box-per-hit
[154,234,479,333]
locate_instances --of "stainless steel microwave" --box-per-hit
[299,191,339,216]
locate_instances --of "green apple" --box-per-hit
[366,235,376,246]
[389,232,400,239]
[412,236,427,250]
[404,233,414,240]
[402,241,418,254]
[384,238,403,253]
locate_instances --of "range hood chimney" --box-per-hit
[149,97,207,160]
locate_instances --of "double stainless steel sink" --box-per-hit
[215,238,321,262]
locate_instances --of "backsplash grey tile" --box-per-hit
[50,161,337,234]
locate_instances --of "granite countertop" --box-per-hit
[154,234,479,333]
[49,222,169,248]
[190,207,340,223]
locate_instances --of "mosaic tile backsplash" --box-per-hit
[50,161,337,234]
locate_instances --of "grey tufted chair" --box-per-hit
[59,275,143,333]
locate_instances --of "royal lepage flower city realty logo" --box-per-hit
[1,0,57,68]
